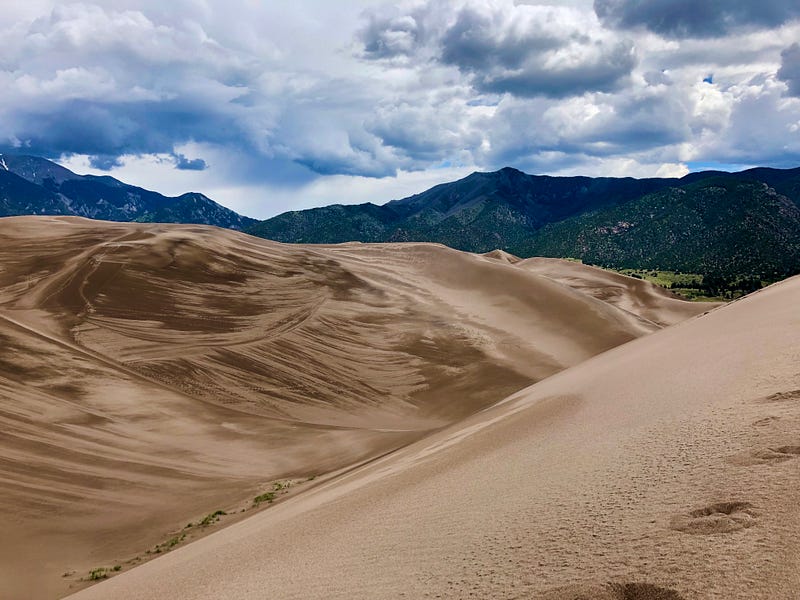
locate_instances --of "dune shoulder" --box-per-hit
[518,256,721,326]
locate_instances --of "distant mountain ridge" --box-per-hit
[246,165,800,278]
[0,154,255,229]
[524,176,800,278]
[246,167,677,248]
[3,154,799,278]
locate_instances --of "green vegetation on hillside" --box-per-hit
[524,177,800,281]
[246,167,677,251]
[247,167,800,283]
[615,269,769,301]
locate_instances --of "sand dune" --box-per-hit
[68,275,800,600]
[481,248,523,264]
[519,257,718,326]
[0,216,673,598]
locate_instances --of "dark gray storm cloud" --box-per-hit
[439,7,561,70]
[361,1,636,98]
[88,154,124,170]
[594,0,800,38]
[174,154,208,170]
[6,99,244,160]
[0,4,261,170]
[440,4,635,97]
[468,41,635,98]
[778,43,800,96]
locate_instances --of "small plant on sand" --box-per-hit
[87,568,107,581]
[152,532,188,554]
[253,491,276,505]
[199,509,227,527]
[112,565,122,572]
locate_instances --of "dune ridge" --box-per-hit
[518,256,719,326]
[0,216,693,598]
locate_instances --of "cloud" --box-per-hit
[360,12,422,60]
[594,0,800,38]
[778,43,800,96]
[360,0,636,97]
[481,87,693,170]
[686,76,800,166]
[88,154,124,170]
[0,4,255,158]
[1,0,800,219]
[443,2,636,97]
[0,2,407,182]
[174,153,208,170]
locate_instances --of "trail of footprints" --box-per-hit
[736,388,800,464]
[667,388,800,536]
[541,388,800,599]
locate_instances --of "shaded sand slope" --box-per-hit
[519,256,718,326]
[0,216,656,598]
[72,276,800,600]
[0,311,409,599]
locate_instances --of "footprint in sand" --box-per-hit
[730,444,800,466]
[752,416,780,427]
[541,582,685,600]
[670,501,757,535]
[759,389,800,403]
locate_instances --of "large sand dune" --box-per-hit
[68,273,800,600]
[0,216,689,598]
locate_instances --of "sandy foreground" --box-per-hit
[0,216,686,598]
[68,272,800,600]
[2,216,785,599]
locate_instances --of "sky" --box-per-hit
[1,0,800,219]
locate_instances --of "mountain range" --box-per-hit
[247,166,800,278]
[0,154,254,229]
[524,176,800,278]
[2,153,799,278]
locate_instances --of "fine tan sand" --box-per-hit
[518,256,720,326]
[67,273,800,600]
[0,216,676,599]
